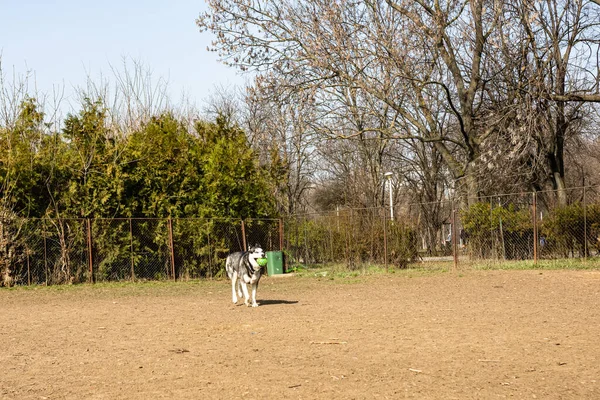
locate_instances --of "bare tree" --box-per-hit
[203,84,244,126]
[245,84,318,213]
[311,85,401,210]
[199,0,600,207]
[197,0,510,203]
[514,0,600,204]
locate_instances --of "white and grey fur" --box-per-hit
[225,246,265,307]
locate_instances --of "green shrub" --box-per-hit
[462,202,532,259]
[387,222,419,268]
[541,203,600,258]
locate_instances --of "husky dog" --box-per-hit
[226,246,265,307]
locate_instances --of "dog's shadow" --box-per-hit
[258,299,299,306]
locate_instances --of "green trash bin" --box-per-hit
[266,251,284,275]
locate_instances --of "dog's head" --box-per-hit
[248,245,265,270]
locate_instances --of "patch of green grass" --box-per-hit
[288,262,449,282]
[5,256,599,293]
[285,264,309,273]
[285,256,600,281]
[468,257,600,271]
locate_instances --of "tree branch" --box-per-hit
[548,93,600,102]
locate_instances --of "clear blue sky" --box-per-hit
[0,0,245,112]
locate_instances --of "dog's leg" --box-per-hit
[250,282,259,307]
[237,280,243,299]
[231,272,238,304]
[240,281,251,306]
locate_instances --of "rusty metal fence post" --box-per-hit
[129,218,135,281]
[208,226,213,279]
[168,217,176,280]
[279,218,284,251]
[43,223,48,285]
[241,220,247,251]
[532,192,538,264]
[86,218,94,283]
[584,187,588,263]
[26,247,31,286]
[452,204,458,272]
[490,198,495,261]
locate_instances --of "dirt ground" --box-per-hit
[2,269,600,399]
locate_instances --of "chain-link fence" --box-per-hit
[285,208,388,268]
[453,187,600,268]
[285,186,600,271]
[2,187,600,286]
[285,207,419,270]
[1,218,282,285]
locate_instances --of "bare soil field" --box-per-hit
[2,269,600,399]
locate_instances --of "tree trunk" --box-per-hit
[464,162,480,207]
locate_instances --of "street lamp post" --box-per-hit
[384,172,394,221]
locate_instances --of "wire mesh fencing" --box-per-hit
[454,193,536,269]
[284,208,418,270]
[284,186,600,271]
[536,187,600,261]
[2,186,600,286]
[1,217,283,285]
[2,218,90,285]
[286,209,372,268]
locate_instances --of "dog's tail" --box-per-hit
[225,256,234,280]
[225,257,233,279]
